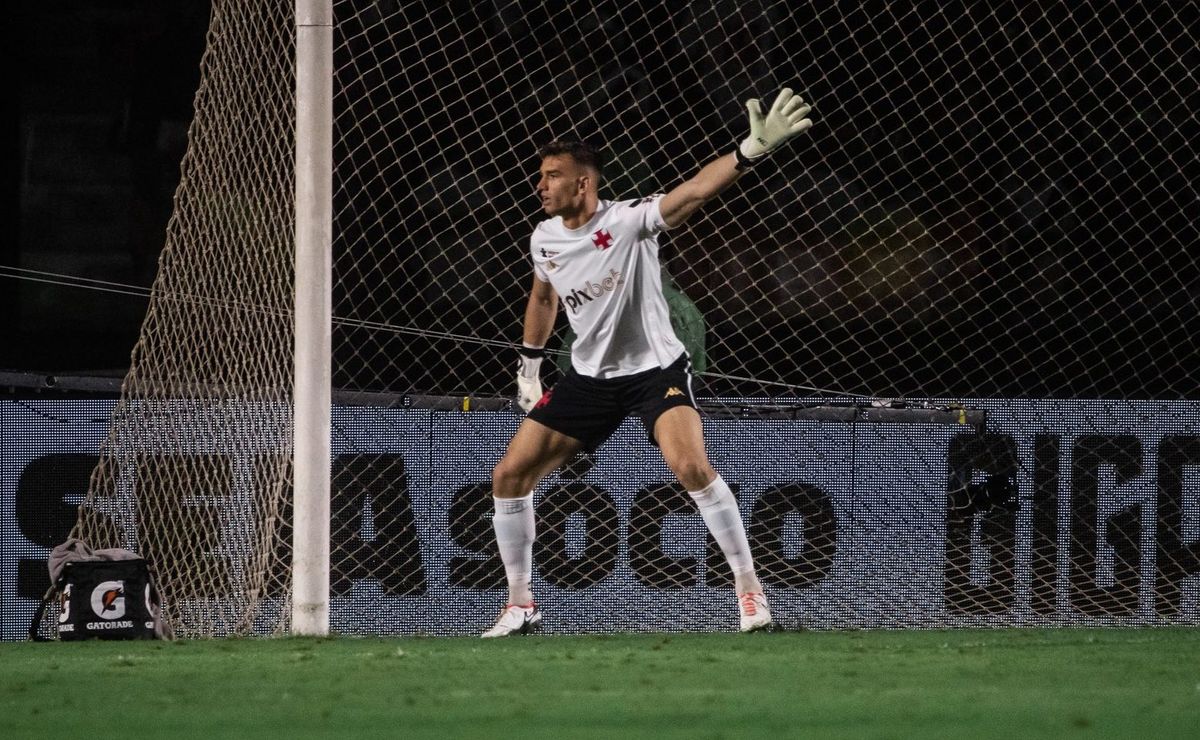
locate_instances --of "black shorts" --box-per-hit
[527,353,698,451]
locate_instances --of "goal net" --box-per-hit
[71,0,1198,636]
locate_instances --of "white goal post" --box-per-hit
[293,0,334,638]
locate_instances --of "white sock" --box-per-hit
[493,493,535,606]
[688,475,762,594]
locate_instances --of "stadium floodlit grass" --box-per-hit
[2,628,1198,738]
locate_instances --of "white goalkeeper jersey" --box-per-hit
[531,195,685,378]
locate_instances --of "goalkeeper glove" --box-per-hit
[736,87,813,169]
[516,345,544,413]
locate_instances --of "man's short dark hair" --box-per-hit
[538,139,604,179]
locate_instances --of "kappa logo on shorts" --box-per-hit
[664,387,684,398]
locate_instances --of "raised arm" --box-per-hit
[658,88,813,229]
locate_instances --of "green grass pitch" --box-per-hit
[2,628,1198,738]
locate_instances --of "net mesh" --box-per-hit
[71,1,297,637]
[72,0,1198,637]
[332,0,1198,400]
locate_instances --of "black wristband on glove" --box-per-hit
[734,147,764,171]
[518,345,545,359]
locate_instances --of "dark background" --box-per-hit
[331,0,1199,399]
[6,1,209,375]
[8,1,1199,399]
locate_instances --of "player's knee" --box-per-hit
[668,457,715,492]
[491,457,527,497]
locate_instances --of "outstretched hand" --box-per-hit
[739,88,813,160]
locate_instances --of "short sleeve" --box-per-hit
[625,193,668,237]
[530,230,551,282]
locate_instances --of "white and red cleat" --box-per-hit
[481,603,542,638]
[738,592,773,633]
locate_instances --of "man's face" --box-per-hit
[535,154,590,217]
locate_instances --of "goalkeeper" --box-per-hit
[484,89,814,637]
